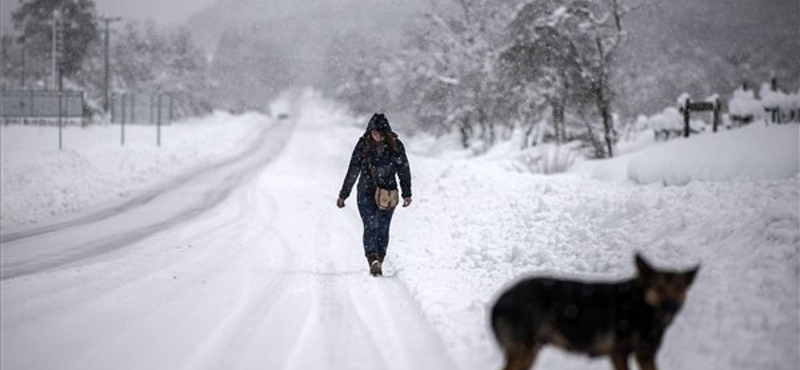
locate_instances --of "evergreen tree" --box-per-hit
[12,0,98,81]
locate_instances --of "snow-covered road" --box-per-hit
[1,97,455,370]
[1,120,290,279]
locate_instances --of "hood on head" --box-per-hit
[366,113,392,133]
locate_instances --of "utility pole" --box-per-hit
[0,0,5,91]
[21,35,26,88]
[56,17,65,91]
[51,9,61,90]
[1,36,7,90]
[101,16,122,114]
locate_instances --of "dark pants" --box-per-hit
[357,190,395,258]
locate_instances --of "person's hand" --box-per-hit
[402,197,412,207]
[336,197,345,209]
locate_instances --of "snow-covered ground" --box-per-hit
[1,111,271,228]
[397,128,799,370]
[1,92,798,370]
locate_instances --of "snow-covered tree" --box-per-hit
[111,22,213,118]
[397,0,517,148]
[12,0,98,83]
[1,35,23,89]
[502,1,595,147]
[507,0,643,157]
[335,0,661,156]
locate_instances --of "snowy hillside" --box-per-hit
[1,93,798,370]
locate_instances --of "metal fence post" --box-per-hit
[121,93,126,146]
[27,90,33,125]
[58,90,63,150]
[168,94,172,124]
[149,94,154,125]
[683,99,691,138]
[82,91,89,127]
[157,94,162,147]
[130,93,135,123]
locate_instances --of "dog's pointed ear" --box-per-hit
[635,253,655,281]
[684,265,700,287]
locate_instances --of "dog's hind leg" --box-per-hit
[501,345,539,370]
[609,351,631,370]
[634,352,657,370]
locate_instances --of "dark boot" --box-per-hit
[367,253,382,276]
[375,255,385,276]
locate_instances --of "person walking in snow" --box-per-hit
[337,113,412,276]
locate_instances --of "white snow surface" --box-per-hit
[729,83,799,120]
[759,83,800,111]
[645,106,683,131]
[1,112,270,228]
[570,123,799,185]
[729,87,763,118]
[2,92,798,370]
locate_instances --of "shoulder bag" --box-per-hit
[367,154,399,210]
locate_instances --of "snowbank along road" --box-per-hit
[1,95,456,370]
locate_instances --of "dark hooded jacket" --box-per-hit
[339,114,412,201]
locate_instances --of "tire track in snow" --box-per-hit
[183,233,298,370]
[69,165,299,370]
[1,173,288,370]
[281,208,458,370]
[0,121,276,244]
[2,179,265,316]
[263,213,390,370]
[0,120,293,280]
[178,172,317,370]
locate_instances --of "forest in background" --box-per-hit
[2,0,797,156]
[1,0,212,118]
[188,0,798,157]
[327,0,799,157]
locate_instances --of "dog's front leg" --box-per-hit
[609,351,630,370]
[501,345,539,370]
[634,352,657,370]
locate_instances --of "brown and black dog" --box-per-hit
[491,254,698,370]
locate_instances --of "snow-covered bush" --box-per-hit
[515,143,580,174]
[648,107,683,132]
[729,87,764,122]
[641,106,690,141]
[728,82,800,125]
[759,83,799,111]
[759,83,800,124]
